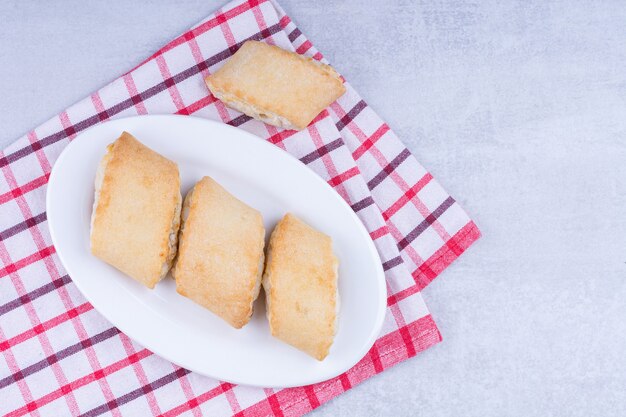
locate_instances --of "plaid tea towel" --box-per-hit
[0,0,480,416]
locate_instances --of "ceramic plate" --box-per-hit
[47,115,386,387]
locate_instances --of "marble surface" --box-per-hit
[1,1,625,416]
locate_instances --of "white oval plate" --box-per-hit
[47,115,386,388]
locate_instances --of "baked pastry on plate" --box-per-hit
[173,176,265,329]
[263,213,339,360]
[90,132,182,289]
[206,40,346,131]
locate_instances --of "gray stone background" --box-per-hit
[1,1,625,416]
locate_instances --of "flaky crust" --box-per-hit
[205,40,346,131]
[173,177,265,329]
[90,132,182,289]
[263,213,338,360]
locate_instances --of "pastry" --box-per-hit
[173,176,265,329]
[90,132,182,289]
[263,213,339,360]
[206,40,346,131]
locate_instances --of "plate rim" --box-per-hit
[46,114,387,387]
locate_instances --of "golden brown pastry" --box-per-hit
[173,177,265,329]
[205,40,346,131]
[90,132,182,289]
[263,213,339,360]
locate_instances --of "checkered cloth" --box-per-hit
[0,0,480,416]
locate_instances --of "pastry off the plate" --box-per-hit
[205,40,346,131]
